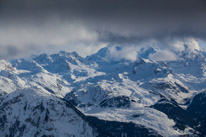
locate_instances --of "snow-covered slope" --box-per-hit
[0,88,100,137]
[1,46,206,136]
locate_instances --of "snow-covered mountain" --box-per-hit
[0,88,101,137]
[1,46,206,136]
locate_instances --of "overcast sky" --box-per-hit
[0,0,206,59]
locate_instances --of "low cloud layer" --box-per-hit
[149,50,178,62]
[0,0,206,59]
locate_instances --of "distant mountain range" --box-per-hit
[1,46,206,137]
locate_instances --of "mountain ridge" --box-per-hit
[1,45,206,136]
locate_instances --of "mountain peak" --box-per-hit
[57,51,80,58]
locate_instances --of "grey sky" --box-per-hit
[0,0,206,59]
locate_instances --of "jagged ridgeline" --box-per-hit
[1,46,206,136]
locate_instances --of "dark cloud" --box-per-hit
[0,45,38,59]
[0,0,206,59]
